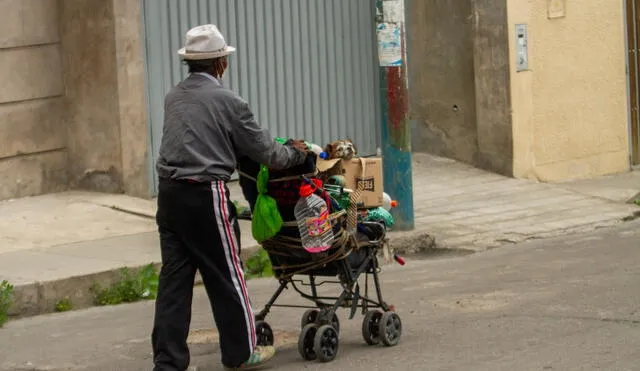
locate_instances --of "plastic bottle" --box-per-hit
[277,138,328,159]
[294,183,334,253]
[306,142,329,159]
[382,192,398,211]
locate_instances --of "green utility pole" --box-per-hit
[375,0,414,230]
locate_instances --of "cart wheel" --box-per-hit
[298,324,318,361]
[301,309,319,329]
[378,311,402,347]
[255,321,274,346]
[319,309,340,334]
[362,310,383,345]
[313,325,339,363]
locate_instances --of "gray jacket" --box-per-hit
[156,73,306,182]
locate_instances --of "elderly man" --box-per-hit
[152,24,308,370]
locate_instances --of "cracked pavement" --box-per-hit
[2,219,640,370]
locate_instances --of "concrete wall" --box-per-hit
[508,0,630,181]
[59,0,149,196]
[0,0,68,200]
[60,0,122,193]
[407,0,514,176]
[0,0,149,201]
[472,0,513,176]
[407,1,479,164]
[113,0,150,198]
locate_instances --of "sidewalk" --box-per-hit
[1,153,638,317]
[402,154,640,251]
[0,184,256,318]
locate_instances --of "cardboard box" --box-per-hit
[317,157,384,208]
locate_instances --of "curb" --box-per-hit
[7,230,437,319]
[8,212,635,319]
[9,263,162,318]
[8,245,262,319]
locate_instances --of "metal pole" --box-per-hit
[375,0,414,230]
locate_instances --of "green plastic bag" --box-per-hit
[364,207,395,227]
[251,165,284,242]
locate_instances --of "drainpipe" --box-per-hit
[375,0,414,230]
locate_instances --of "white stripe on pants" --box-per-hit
[211,181,256,352]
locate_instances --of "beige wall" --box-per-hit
[508,0,630,181]
[0,0,68,200]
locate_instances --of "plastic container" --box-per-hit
[294,183,334,253]
[382,192,398,211]
[306,143,329,159]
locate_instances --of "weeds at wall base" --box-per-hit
[244,248,274,279]
[0,280,14,328]
[92,264,159,306]
[55,297,73,312]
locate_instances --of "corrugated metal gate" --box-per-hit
[142,0,381,194]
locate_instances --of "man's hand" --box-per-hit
[289,139,309,153]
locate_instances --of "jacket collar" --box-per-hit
[190,72,221,87]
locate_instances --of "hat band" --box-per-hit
[185,44,228,54]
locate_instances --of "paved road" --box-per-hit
[2,219,640,371]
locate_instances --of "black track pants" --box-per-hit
[152,179,256,370]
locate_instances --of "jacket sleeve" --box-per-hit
[229,97,307,170]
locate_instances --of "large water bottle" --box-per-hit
[294,183,334,253]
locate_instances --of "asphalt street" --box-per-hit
[2,219,640,371]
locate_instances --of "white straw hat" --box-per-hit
[178,24,236,60]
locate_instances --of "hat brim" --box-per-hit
[178,45,236,60]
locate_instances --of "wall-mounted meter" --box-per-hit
[515,24,529,72]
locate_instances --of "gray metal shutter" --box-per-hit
[142,0,380,193]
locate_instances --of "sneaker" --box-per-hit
[224,346,276,370]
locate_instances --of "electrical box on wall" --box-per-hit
[515,24,528,72]
[547,0,566,19]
